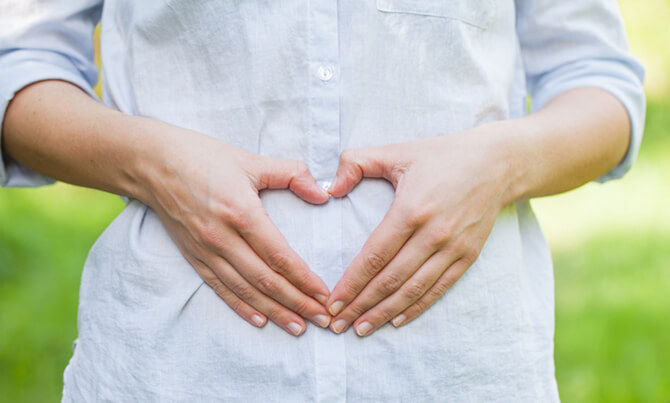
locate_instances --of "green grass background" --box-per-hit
[1,1,669,401]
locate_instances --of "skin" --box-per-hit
[325,87,631,336]
[2,81,630,338]
[2,80,333,336]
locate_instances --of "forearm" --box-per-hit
[497,87,631,203]
[323,87,635,334]
[2,80,336,334]
[2,80,166,202]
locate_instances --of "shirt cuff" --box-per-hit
[1,50,99,187]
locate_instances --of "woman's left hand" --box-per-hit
[326,123,519,336]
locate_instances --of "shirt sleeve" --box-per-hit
[516,0,646,182]
[0,0,102,187]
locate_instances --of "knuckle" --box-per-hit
[348,303,366,317]
[427,226,451,248]
[217,202,252,230]
[341,277,362,297]
[403,206,431,228]
[378,272,403,295]
[389,163,408,179]
[196,221,224,250]
[450,237,480,267]
[292,298,311,316]
[232,282,256,302]
[266,251,292,275]
[463,247,482,265]
[198,268,220,284]
[447,236,466,254]
[256,273,278,295]
[378,308,396,323]
[227,298,245,313]
[264,306,284,322]
[402,281,428,301]
[209,280,229,299]
[362,251,386,277]
[294,269,314,289]
[430,281,451,299]
[413,298,429,314]
[231,210,253,231]
[215,202,238,224]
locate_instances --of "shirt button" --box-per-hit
[317,65,334,81]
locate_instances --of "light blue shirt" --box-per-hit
[0,1,645,402]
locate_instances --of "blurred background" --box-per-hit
[1,1,668,401]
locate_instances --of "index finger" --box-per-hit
[326,202,414,316]
[237,203,331,304]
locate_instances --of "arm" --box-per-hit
[503,86,631,200]
[3,79,334,335]
[324,0,645,336]
[3,80,150,198]
[0,0,101,187]
[325,88,632,336]
[1,0,334,334]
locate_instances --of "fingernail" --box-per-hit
[312,314,331,328]
[331,319,348,334]
[355,321,373,337]
[287,322,304,336]
[329,301,344,316]
[251,314,265,327]
[314,293,329,305]
[391,314,406,327]
[327,178,337,193]
[318,181,331,196]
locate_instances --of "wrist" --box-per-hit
[477,119,535,207]
[104,113,171,206]
[119,117,222,211]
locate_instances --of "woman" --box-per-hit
[0,1,644,401]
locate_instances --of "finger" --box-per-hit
[329,227,441,332]
[193,253,318,336]
[389,258,471,330]
[348,249,460,336]
[328,147,395,198]
[237,205,331,304]
[184,255,267,328]
[254,157,329,204]
[216,228,332,328]
[326,202,414,317]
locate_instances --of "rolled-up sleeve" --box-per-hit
[0,0,102,187]
[516,0,646,182]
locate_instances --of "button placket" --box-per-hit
[307,1,346,402]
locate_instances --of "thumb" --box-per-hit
[254,157,330,205]
[328,147,395,198]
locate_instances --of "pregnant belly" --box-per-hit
[64,181,557,401]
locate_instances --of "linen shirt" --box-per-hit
[0,1,645,402]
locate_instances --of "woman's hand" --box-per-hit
[325,124,518,336]
[323,88,632,337]
[137,120,333,336]
[4,80,630,338]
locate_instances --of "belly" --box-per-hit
[64,184,558,402]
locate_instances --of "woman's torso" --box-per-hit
[64,1,559,401]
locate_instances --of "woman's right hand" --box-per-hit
[135,119,332,336]
[3,80,331,336]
